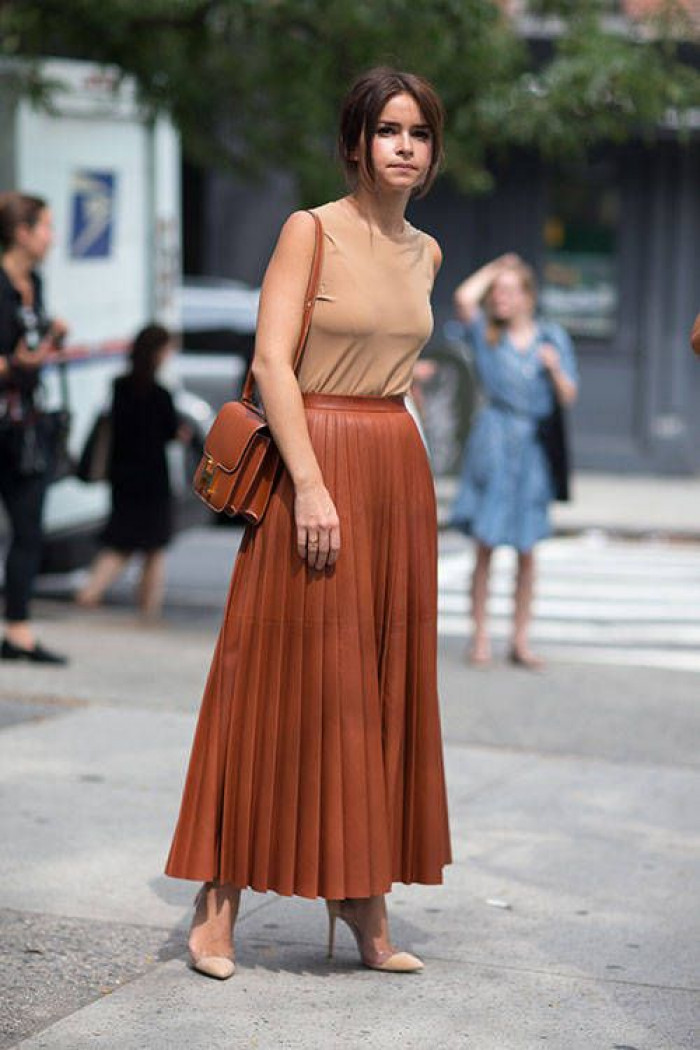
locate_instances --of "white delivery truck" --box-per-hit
[0,57,214,570]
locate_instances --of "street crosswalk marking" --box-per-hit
[438,535,700,672]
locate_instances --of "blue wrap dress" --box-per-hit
[450,312,578,552]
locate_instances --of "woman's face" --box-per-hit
[487,270,534,323]
[369,92,433,196]
[17,208,54,263]
[156,340,174,370]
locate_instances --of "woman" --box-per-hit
[451,254,578,669]
[0,192,68,665]
[165,67,452,979]
[77,324,186,619]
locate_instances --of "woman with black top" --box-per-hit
[0,192,68,665]
[77,324,185,619]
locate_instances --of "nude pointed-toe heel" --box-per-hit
[188,884,236,980]
[188,953,236,980]
[369,950,424,973]
[327,900,340,959]
[325,900,423,973]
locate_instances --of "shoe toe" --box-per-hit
[191,955,235,980]
[371,951,424,973]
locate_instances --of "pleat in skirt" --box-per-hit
[165,394,452,899]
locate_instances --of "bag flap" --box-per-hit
[204,400,269,472]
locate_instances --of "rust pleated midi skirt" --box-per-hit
[165,394,452,899]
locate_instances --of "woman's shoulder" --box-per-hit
[308,200,344,221]
[154,380,174,402]
[285,200,342,230]
[402,221,441,275]
[423,232,442,275]
[461,308,488,344]
[0,267,18,308]
[539,318,573,348]
[274,208,325,253]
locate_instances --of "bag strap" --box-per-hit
[241,210,324,405]
[57,358,71,414]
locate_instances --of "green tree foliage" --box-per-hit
[1,0,699,198]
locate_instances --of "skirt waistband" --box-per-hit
[302,393,406,413]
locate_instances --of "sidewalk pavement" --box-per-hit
[1,527,699,1049]
[436,471,700,538]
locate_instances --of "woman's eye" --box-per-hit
[413,130,431,141]
[377,125,394,136]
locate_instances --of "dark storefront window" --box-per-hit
[542,162,621,340]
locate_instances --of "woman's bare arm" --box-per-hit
[691,313,700,356]
[251,211,340,571]
[453,253,521,323]
[539,343,578,406]
[426,235,442,279]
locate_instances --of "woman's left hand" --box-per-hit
[48,318,69,351]
[539,343,561,375]
[539,342,578,406]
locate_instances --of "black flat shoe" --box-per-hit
[1,638,69,665]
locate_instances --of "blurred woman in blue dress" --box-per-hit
[451,254,578,669]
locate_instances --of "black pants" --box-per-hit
[0,431,50,623]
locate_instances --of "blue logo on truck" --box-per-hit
[69,171,116,259]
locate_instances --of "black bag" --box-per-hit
[49,360,74,481]
[15,417,51,477]
[76,410,112,483]
[536,394,570,502]
[0,367,75,480]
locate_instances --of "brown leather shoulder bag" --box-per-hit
[193,211,323,524]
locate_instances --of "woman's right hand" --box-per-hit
[454,253,524,322]
[11,337,55,371]
[494,252,522,270]
[294,482,341,571]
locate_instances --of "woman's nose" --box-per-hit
[397,132,413,155]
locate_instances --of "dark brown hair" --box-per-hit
[0,192,47,250]
[129,323,171,391]
[338,67,444,198]
[485,260,538,346]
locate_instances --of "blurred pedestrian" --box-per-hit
[451,254,578,669]
[76,324,187,619]
[691,312,700,355]
[165,67,451,980]
[0,191,68,665]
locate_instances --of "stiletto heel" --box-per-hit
[325,899,423,973]
[327,900,339,959]
[188,883,237,980]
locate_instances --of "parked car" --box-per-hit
[171,278,259,413]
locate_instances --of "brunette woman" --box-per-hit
[77,324,185,619]
[0,192,68,665]
[165,68,452,979]
[451,255,579,669]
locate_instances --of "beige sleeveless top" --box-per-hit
[298,199,435,398]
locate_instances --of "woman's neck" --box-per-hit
[2,247,34,287]
[346,188,410,238]
[506,314,536,337]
